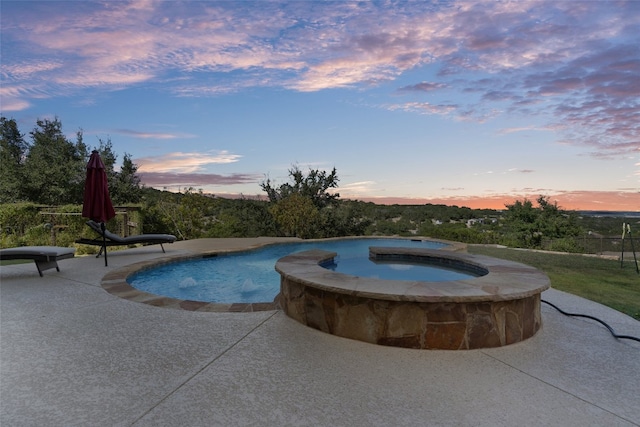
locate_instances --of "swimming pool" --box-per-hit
[127,238,468,304]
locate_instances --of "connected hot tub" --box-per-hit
[276,247,550,350]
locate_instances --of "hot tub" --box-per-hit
[276,247,550,350]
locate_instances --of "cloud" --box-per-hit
[135,151,242,173]
[386,101,458,117]
[138,171,260,188]
[114,129,196,140]
[497,126,550,135]
[0,97,30,112]
[340,180,377,197]
[398,82,447,93]
[2,1,638,158]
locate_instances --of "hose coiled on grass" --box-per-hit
[542,299,640,343]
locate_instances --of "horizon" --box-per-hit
[162,190,639,213]
[1,1,638,212]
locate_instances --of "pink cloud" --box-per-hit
[139,172,260,188]
[0,97,30,112]
[136,151,242,173]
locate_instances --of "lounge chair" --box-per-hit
[0,246,76,276]
[76,220,176,257]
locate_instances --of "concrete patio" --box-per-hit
[1,239,639,426]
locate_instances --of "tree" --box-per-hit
[95,137,117,184]
[23,118,88,205]
[269,193,320,238]
[111,153,142,204]
[319,200,370,237]
[261,165,344,238]
[208,198,277,237]
[261,165,339,209]
[0,117,28,203]
[91,138,142,205]
[503,195,582,248]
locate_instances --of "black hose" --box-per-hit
[542,299,640,343]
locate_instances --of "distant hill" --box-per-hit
[579,211,640,219]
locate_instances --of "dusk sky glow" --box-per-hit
[1,1,639,211]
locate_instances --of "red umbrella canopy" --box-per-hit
[82,150,116,223]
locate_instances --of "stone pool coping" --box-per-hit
[100,236,462,312]
[275,247,550,303]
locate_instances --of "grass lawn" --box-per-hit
[1,259,30,266]
[467,245,640,321]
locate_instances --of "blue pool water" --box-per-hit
[128,238,474,304]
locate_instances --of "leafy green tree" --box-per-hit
[174,189,210,239]
[94,138,117,183]
[319,201,370,237]
[60,137,141,207]
[261,165,339,209]
[536,196,582,237]
[269,193,320,238]
[139,188,174,234]
[0,117,28,203]
[92,138,142,205]
[503,195,582,248]
[23,118,88,205]
[208,198,277,237]
[150,188,207,240]
[261,165,349,238]
[111,153,142,204]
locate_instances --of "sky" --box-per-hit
[1,0,639,212]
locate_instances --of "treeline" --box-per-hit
[0,190,617,254]
[1,116,622,254]
[1,117,142,205]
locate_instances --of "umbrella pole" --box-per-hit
[101,222,108,267]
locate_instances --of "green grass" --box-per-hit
[0,259,31,266]
[467,245,640,321]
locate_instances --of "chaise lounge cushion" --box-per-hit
[84,220,176,245]
[75,221,176,257]
[0,246,75,276]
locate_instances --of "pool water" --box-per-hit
[128,238,472,304]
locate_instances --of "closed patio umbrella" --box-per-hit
[82,150,116,266]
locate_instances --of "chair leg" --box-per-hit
[34,260,59,277]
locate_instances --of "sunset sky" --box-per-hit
[1,1,638,211]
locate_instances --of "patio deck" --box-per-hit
[1,238,639,426]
